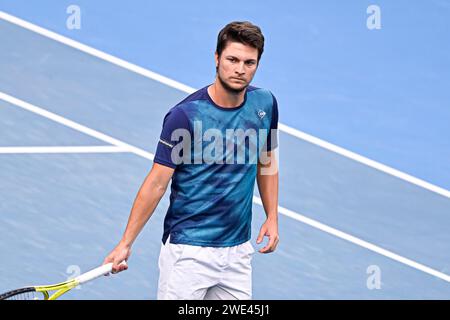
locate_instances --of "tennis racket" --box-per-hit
[0,262,121,300]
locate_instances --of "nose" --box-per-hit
[235,62,245,75]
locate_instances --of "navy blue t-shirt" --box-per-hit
[154,85,278,247]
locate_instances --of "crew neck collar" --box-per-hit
[205,84,247,111]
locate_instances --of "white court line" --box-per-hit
[253,197,450,283]
[0,92,154,161]
[0,11,194,94]
[279,124,450,199]
[0,10,448,199]
[1,92,449,284]
[0,146,129,154]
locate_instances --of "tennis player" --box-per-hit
[103,21,279,300]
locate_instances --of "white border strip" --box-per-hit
[1,10,447,199]
[1,91,449,283]
[0,146,129,154]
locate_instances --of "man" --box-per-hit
[103,21,279,300]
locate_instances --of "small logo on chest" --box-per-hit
[257,109,266,119]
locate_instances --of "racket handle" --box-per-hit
[77,261,128,284]
[77,263,114,284]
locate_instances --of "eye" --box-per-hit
[227,57,236,63]
[246,61,256,66]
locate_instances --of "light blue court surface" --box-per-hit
[0,2,450,299]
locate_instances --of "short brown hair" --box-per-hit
[216,21,265,61]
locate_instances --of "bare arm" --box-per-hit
[256,150,280,253]
[103,162,174,272]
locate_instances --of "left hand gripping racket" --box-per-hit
[0,263,116,300]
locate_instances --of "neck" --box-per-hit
[208,79,246,108]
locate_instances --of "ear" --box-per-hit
[214,52,219,68]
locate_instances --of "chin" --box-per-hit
[227,81,248,91]
[218,74,249,93]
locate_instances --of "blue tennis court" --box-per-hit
[0,1,449,299]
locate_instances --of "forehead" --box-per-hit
[221,41,258,60]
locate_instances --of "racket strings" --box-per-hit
[6,291,40,300]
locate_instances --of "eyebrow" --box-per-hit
[226,55,257,63]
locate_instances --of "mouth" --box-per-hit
[230,78,246,83]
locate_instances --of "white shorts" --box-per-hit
[157,235,255,300]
